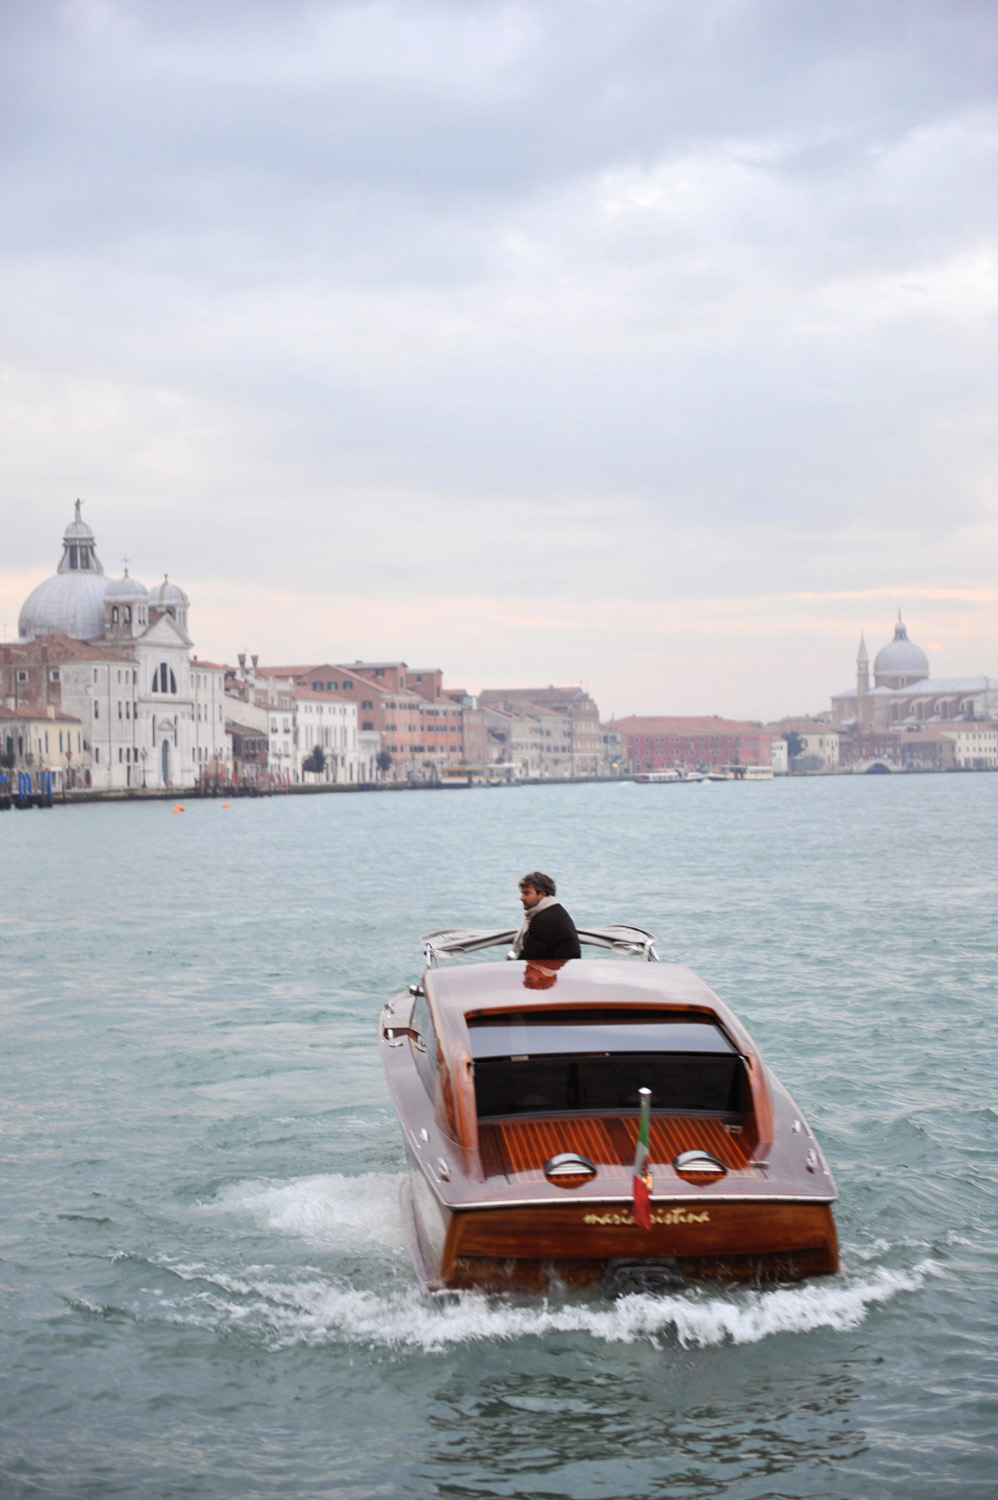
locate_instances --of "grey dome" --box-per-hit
[105,570,149,602]
[149,575,189,610]
[18,501,108,641]
[19,570,109,640]
[874,615,929,686]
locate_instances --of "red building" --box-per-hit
[610,716,772,774]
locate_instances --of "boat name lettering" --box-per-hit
[582,1208,712,1227]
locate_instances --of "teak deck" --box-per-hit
[479,1114,753,1182]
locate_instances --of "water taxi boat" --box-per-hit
[707,764,774,781]
[378,928,838,1292]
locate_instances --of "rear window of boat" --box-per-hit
[468,1010,745,1119]
[467,1009,735,1060]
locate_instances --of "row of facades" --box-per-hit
[1,621,787,793]
[3,509,994,793]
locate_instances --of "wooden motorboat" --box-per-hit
[379,927,838,1292]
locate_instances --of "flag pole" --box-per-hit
[632,1086,653,1230]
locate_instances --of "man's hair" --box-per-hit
[519,870,556,896]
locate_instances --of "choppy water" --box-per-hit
[2,776,996,1499]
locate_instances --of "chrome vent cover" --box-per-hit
[543,1153,597,1185]
[673,1150,727,1176]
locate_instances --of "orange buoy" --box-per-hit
[222,802,231,808]
[172,804,185,813]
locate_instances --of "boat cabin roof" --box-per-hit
[417,960,773,1153]
[425,958,732,1022]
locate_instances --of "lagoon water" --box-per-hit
[2,775,996,1499]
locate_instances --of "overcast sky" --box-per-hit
[2,0,995,719]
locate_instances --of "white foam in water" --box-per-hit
[151,1258,939,1352]
[193,1175,940,1352]
[209,1172,407,1252]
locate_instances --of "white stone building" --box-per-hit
[296,686,360,783]
[940,723,998,769]
[16,503,230,791]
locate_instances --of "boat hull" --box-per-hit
[404,1174,838,1290]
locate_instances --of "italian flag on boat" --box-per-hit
[632,1086,653,1230]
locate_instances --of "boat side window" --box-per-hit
[411,993,438,1097]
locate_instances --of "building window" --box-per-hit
[50,669,60,682]
[94,702,99,719]
[17,670,27,683]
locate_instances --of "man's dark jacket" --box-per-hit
[520,903,581,961]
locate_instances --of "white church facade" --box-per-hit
[14,504,230,791]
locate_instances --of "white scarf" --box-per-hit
[512,894,559,956]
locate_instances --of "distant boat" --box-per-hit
[379,926,838,1292]
[634,770,681,783]
[708,765,774,782]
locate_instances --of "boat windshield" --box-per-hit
[468,1010,745,1120]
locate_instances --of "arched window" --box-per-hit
[111,606,119,624]
[124,605,132,624]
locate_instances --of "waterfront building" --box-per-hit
[7,504,229,790]
[608,716,773,775]
[295,687,359,784]
[940,722,998,769]
[229,658,299,787]
[766,718,840,773]
[266,661,467,780]
[477,687,602,778]
[600,724,624,776]
[228,656,362,785]
[0,702,84,793]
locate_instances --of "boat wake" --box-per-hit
[165,1173,942,1352]
[134,1253,939,1353]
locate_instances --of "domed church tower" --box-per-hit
[18,500,109,641]
[103,568,150,639]
[873,613,929,690]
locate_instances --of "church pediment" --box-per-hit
[140,613,192,647]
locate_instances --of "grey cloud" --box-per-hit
[1,0,995,664]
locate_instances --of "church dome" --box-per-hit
[105,570,148,603]
[148,575,189,610]
[18,501,109,641]
[873,615,929,687]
